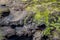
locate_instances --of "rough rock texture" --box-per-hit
[0,0,60,40]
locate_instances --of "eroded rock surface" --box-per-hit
[0,0,60,40]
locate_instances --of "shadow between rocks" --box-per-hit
[5,34,33,40]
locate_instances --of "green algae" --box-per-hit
[24,0,60,36]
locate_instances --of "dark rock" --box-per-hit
[1,10,10,17]
[37,24,46,31]
[0,6,10,18]
[41,35,49,40]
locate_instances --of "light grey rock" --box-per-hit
[15,27,24,36]
[33,30,43,40]
[0,27,15,36]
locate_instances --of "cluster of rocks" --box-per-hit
[0,0,60,40]
[0,0,46,40]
